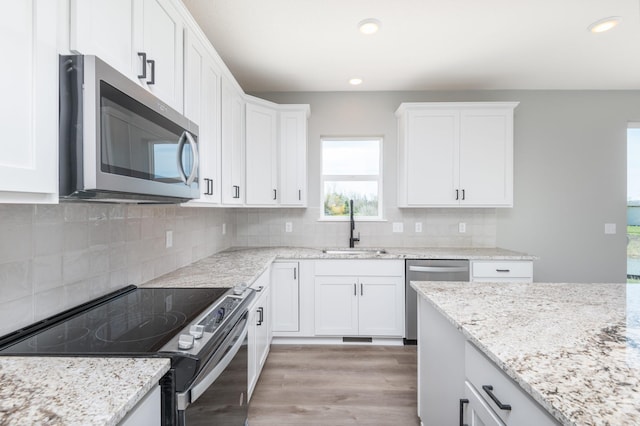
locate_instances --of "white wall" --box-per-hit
[254,90,640,283]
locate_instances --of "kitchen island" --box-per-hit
[412,281,640,425]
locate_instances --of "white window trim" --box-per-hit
[320,136,384,221]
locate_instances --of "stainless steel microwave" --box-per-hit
[59,55,199,203]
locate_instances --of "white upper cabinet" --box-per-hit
[221,76,245,204]
[70,0,184,112]
[183,29,221,204]
[0,0,58,203]
[279,108,309,206]
[397,102,518,208]
[245,99,278,205]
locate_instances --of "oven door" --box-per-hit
[178,312,249,426]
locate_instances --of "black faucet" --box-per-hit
[349,199,360,248]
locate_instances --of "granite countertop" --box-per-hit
[0,357,170,426]
[141,246,535,288]
[411,281,640,426]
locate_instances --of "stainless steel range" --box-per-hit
[0,284,255,426]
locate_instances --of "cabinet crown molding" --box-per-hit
[395,101,519,117]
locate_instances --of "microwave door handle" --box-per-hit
[176,131,199,185]
[184,131,199,185]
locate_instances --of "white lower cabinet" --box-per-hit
[247,270,271,400]
[119,384,160,426]
[314,260,404,337]
[271,262,299,332]
[471,260,533,282]
[417,296,558,426]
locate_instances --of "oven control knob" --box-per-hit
[233,283,247,295]
[189,325,204,339]
[178,334,195,350]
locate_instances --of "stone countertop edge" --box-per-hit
[141,246,536,289]
[0,357,170,426]
[410,281,570,425]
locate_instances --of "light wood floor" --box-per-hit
[248,345,419,425]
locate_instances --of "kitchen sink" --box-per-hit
[322,248,388,255]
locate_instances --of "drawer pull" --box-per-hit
[495,269,511,273]
[482,385,512,411]
[459,398,469,426]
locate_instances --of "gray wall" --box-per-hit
[254,90,640,283]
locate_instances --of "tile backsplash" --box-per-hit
[0,203,496,336]
[0,203,234,336]
[233,207,496,249]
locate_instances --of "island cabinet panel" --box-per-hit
[0,0,58,203]
[417,296,466,425]
[314,260,404,337]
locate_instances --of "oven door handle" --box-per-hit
[187,316,248,406]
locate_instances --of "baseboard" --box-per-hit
[271,336,405,346]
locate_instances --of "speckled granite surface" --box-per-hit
[0,357,170,426]
[141,246,535,288]
[411,281,640,426]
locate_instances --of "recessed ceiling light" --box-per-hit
[588,16,621,33]
[349,78,363,86]
[358,19,381,35]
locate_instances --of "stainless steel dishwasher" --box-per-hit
[405,259,470,343]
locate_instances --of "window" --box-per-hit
[321,137,382,220]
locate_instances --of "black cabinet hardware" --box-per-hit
[232,185,240,199]
[273,189,277,200]
[353,283,357,296]
[360,283,363,296]
[257,307,264,326]
[462,189,465,200]
[456,189,459,200]
[482,385,512,410]
[496,269,510,273]
[137,52,147,79]
[147,59,155,85]
[298,189,301,200]
[459,398,469,426]
[293,267,297,280]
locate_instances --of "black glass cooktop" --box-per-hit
[0,287,229,355]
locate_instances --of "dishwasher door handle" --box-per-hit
[409,265,469,273]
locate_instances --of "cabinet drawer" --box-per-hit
[314,260,403,277]
[465,342,558,426]
[471,261,532,279]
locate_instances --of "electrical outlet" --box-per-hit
[222,223,226,235]
[458,222,466,233]
[285,222,293,233]
[415,222,422,233]
[392,222,404,233]
[604,223,616,234]
[165,230,173,248]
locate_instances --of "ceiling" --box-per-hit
[182,0,640,93]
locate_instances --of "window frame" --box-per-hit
[319,136,384,221]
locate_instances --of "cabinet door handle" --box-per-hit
[257,307,264,326]
[233,185,240,199]
[462,189,465,200]
[360,283,363,296]
[293,267,297,280]
[496,269,510,273]
[298,189,301,201]
[137,52,147,79]
[353,283,357,296]
[273,189,277,200]
[455,189,459,200]
[147,59,155,85]
[459,399,469,426]
[482,385,512,411]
